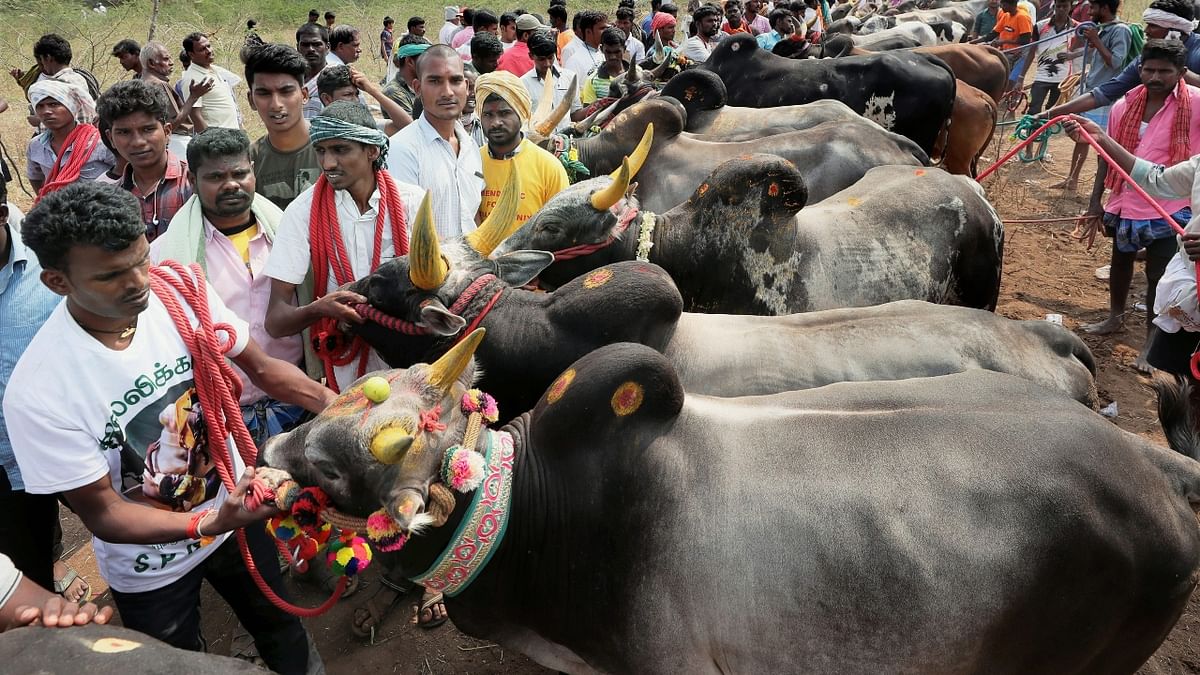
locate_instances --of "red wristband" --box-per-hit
[187,509,213,539]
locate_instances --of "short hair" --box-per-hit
[1142,38,1188,67]
[471,31,505,58]
[330,25,361,50]
[618,0,635,7]
[528,28,557,56]
[500,12,517,26]
[309,9,319,17]
[243,43,307,87]
[1090,0,1120,13]
[578,10,607,33]
[183,32,207,54]
[325,11,336,20]
[463,8,477,24]
[22,183,146,272]
[384,16,394,25]
[408,16,425,29]
[186,127,252,171]
[139,41,168,69]
[34,34,72,65]
[600,26,626,46]
[179,49,191,67]
[547,5,568,21]
[725,0,744,10]
[768,7,794,24]
[693,3,722,21]
[416,43,464,76]
[473,9,500,29]
[296,22,330,44]
[1149,0,1194,20]
[616,7,635,21]
[661,3,680,15]
[97,79,170,129]
[112,39,141,57]
[317,64,354,96]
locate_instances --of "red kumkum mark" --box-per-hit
[583,268,614,289]
[611,381,645,417]
[323,390,370,418]
[697,183,709,196]
[768,182,780,197]
[915,169,926,176]
[546,368,576,404]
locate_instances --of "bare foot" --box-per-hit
[1135,348,1157,375]
[1050,179,1078,191]
[1084,316,1125,335]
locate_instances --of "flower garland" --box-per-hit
[636,212,657,262]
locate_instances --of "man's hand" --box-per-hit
[187,77,215,102]
[349,67,380,95]
[1062,115,1103,144]
[8,68,23,82]
[1182,233,1200,262]
[1072,207,1104,250]
[209,468,282,535]
[310,289,368,324]
[1081,24,1100,46]
[9,596,114,630]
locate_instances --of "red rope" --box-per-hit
[349,274,505,339]
[977,114,1200,378]
[35,124,100,202]
[552,206,640,260]
[149,261,345,617]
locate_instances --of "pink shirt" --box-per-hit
[200,219,304,405]
[1106,84,1200,220]
[451,26,475,49]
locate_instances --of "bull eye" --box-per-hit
[314,459,342,482]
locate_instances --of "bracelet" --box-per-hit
[187,508,215,540]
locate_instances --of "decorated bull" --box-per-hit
[690,33,956,154]
[263,335,1200,674]
[497,154,1003,313]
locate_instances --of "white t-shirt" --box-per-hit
[179,63,240,129]
[1033,19,1077,83]
[563,41,603,78]
[2,274,250,593]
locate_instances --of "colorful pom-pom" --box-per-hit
[461,389,499,424]
[366,509,408,552]
[441,445,486,492]
[290,487,329,537]
[275,480,301,511]
[326,534,373,577]
[267,514,301,542]
[267,515,332,562]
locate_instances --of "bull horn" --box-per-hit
[649,55,671,80]
[653,30,665,62]
[625,123,653,180]
[572,100,607,135]
[626,63,639,82]
[464,165,522,256]
[370,425,413,464]
[534,77,577,138]
[591,157,633,211]
[532,69,555,128]
[592,97,623,128]
[408,192,448,291]
[425,328,486,392]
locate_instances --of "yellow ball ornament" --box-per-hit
[362,376,391,403]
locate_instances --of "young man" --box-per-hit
[642,0,664,35]
[380,17,396,61]
[522,30,585,127]
[178,33,241,130]
[385,37,431,119]
[307,9,320,24]
[1075,40,1200,372]
[976,0,1034,90]
[548,4,572,55]
[968,0,1000,41]
[9,34,91,99]
[245,44,321,211]
[461,65,486,147]
[721,0,752,35]
[139,41,209,157]
[5,180,333,673]
[581,28,628,104]
[497,13,542,75]
[743,0,772,34]
[297,23,331,119]
[1028,0,1079,114]
[470,31,505,73]
[439,6,463,45]
[477,70,569,224]
[499,13,518,50]
[327,25,363,66]
[408,16,428,38]
[316,65,413,133]
[454,8,498,49]
[324,11,336,28]
[756,8,796,51]
[387,45,484,239]
[683,4,726,62]
[264,101,421,391]
[25,81,115,198]
[97,80,193,242]
[615,7,647,64]
[112,39,143,78]
[564,11,609,78]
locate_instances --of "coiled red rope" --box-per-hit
[977,114,1200,379]
[149,261,345,617]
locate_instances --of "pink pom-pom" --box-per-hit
[366,509,409,552]
[461,389,499,424]
[441,445,486,492]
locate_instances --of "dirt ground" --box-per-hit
[42,131,1200,673]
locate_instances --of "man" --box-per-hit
[743,0,771,34]
[1073,40,1200,373]
[615,7,647,64]
[9,34,91,98]
[408,16,428,38]
[564,11,609,78]
[112,39,142,78]
[380,17,396,62]
[477,70,569,224]
[264,101,421,391]
[498,13,542,75]
[297,23,330,119]
[548,4,572,55]
[317,65,413,133]
[461,65,487,146]
[756,8,796,51]
[25,81,115,197]
[245,44,320,210]
[385,37,431,118]
[975,0,1033,90]
[471,31,505,73]
[97,80,193,242]
[327,25,363,66]
[5,180,333,674]
[1028,0,1079,115]
[582,28,628,104]
[149,128,307,444]
[642,0,664,35]
[307,9,320,24]
[439,6,463,45]
[500,12,518,50]
[179,33,241,130]
[1039,0,1132,190]
[721,1,752,36]
[139,41,209,157]
[455,9,498,51]
[387,45,484,239]
[968,0,1001,41]
[683,4,726,62]
[523,29,585,127]
[325,11,336,28]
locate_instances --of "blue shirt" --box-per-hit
[1093,31,1200,105]
[757,30,786,51]
[0,214,61,489]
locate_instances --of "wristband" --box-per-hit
[187,508,215,539]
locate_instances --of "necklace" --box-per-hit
[78,319,138,339]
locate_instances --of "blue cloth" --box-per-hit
[1093,31,1200,106]
[1008,53,1027,82]
[0,217,61,489]
[1080,104,1110,129]
[241,397,308,448]
[757,30,785,51]
[1115,206,1191,253]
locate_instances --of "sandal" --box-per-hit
[351,575,415,639]
[52,562,92,603]
[414,590,448,630]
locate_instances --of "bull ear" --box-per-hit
[490,250,554,286]
[419,303,467,337]
[409,193,449,290]
[465,164,521,257]
[426,328,486,392]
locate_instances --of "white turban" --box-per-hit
[1143,7,1196,34]
[27,79,96,124]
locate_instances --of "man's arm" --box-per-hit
[1041,91,1100,119]
[230,338,335,413]
[173,77,213,129]
[350,67,412,132]
[264,278,367,339]
[1065,115,1197,201]
[1085,57,1143,107]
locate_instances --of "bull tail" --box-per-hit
[1153,373,1200,461]
[970,98,998,178]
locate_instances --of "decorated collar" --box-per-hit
[552,205,657,262]
[408,428,516,597]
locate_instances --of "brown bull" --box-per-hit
[933,80,998,177]
[828,41,1009,103]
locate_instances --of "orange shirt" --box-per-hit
[994,8,1033,47]
[557,29,575,61]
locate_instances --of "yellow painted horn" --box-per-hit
[625,123,653,180]
[408,192,448,291]
[464,165,521,257]
[426,328,486,392]
[370,425,414,464]
[590,158,632,212]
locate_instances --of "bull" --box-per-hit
[497,154,1003,313]
[820,41,1010,104]
[264,335,1200,674]
[0,624,265,673]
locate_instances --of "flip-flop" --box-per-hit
[416,591,448,630]
[351,576,414,639]
[53,567,92,603]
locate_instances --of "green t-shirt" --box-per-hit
[249,135,320,210]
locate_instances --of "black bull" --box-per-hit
[680,33,957,155]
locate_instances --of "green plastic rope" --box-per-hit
[1010,115,1063,163]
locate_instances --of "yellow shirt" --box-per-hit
[224,223,260,269]
[479,138,570,225]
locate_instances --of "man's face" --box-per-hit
[35,98,73,131]
[1141,57,1183,92]
[586,19,610,46]
[1089,1,1106,20]
[116,52,140,72]
[698,13,721,37]
[326,16,336,27]
[602,42,624,70]
[746,0,760,16]
[314,139,378,192]
[147,50,173,78]
[310,11,319,22]
[726,5,744,26]
[463,69,478,114]
[474,50,500,74]
[774,15,794,34]
[453,14,463,25]
[533,53,554,78]
[480,22,500,35]
[191,154,255,221]
[249,72,306,135]
[501,21,517,41]
[1000,0,1017,14]
[298,33,329,72]
[412,22,427,36]
[108,111,169,171]
[616,17,634,35]
[335,33,362,64]
[659,24,677,42]
[482,96,522,148]
[415,55,468,121]
[189,36,214,68]
[50,237,153,319]
[1053,0,1071,19]
[320,84,360,106]
[987,0,1000,10]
